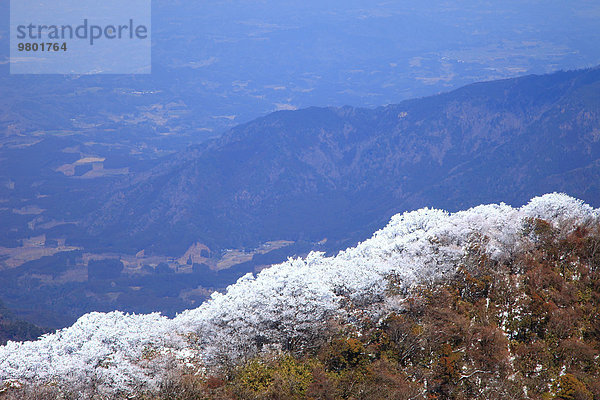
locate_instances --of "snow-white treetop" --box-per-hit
[0,193,596,396]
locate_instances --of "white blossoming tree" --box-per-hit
[0,193,596,398]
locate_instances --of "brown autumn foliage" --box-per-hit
[2,218,599,400]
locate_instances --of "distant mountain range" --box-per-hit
[89,66,600,255]
[1,66,599,329]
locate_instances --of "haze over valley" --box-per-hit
[1,0,600,331]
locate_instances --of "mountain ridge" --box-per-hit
[86,66,600,255]
[1,193,597,398]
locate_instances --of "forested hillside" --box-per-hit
[0,302,47,346]
[1,193,598,399]
[3,67,600,331]
[89,67,600,255]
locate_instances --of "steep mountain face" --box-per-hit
[89,67,600,254]
[1,194,597,397]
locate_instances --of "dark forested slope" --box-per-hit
[89,67,600,254]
